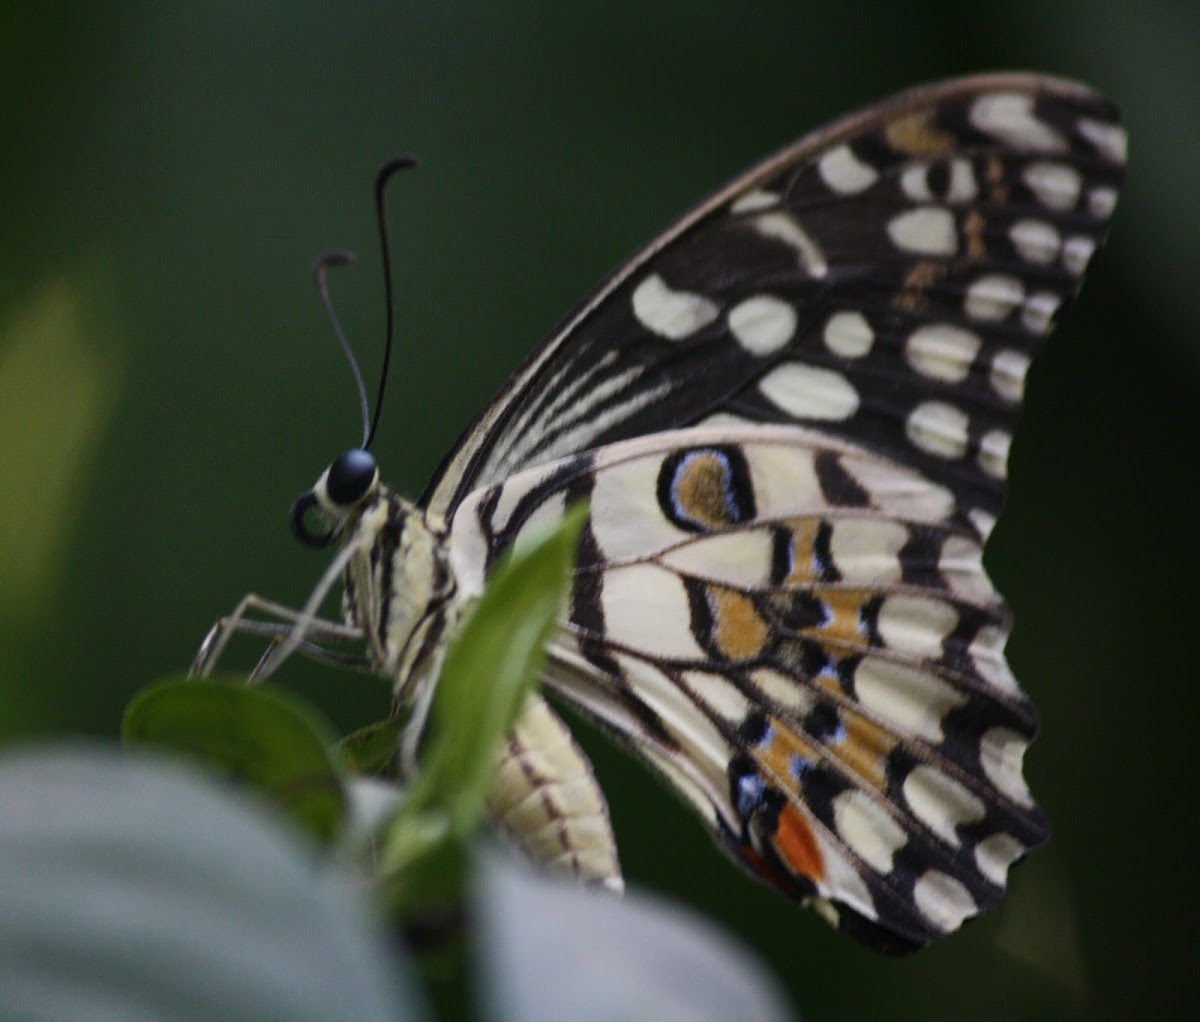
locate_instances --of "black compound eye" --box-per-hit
[326,449,378,506]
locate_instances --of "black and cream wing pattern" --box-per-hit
[427,74,1125,951]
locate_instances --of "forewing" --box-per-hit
[423,72,1124,526]
[449,425,1042,952]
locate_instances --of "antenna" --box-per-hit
[365,154,419,450]
[311,250,369,446]
[309,155,418,451]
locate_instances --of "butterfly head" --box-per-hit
[290,448,381,547]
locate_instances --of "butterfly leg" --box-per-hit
[191,592,366,680]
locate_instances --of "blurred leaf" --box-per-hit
[378,504,587,912]
[412,501,587,834]
[122,677,345,845]
[343,777,405,846]
[0,276,120,626]
[0,743,427,1022]
[339,717,405,778]
[474,851,796,1022]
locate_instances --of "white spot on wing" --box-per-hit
[601,563,707,659]
[758,363,860,421]
[827,518,907,585]
[1078,117,1128,164]
[968,508,997,541]
[1009,218,1061,264]
[970,92,1066,152]
[1021,290,1060,335]
[695,411,756,428]
[739,441,824,518]
[990,348,1029,403]
[975,832,1025,886]
[1022,161,1081,211]
[900,163,933,201]
[750,667,817,717]
[905,401,970,460]
[938,534,992,602]
[854,657,966,742]
[833,789,908,873]
[914,869,978,931]
[903,764,986,848]
[965,274,1025,322]
[631,273,719,340]
[886,206,957,256]
[1087,186,1118,219]
[682,670,753,726]
[978,428,1011,479]
[905,323,981,382]
[876,595,959,658]
[752,212,828,278]
[823,310,874,359]
[969,625,1019,694]
[1062,234,1097,276]
[945,158,979,203]
[980,727,1034,806]
[730,188,779,213]
[727,294,797,355]
[818,144,878,194]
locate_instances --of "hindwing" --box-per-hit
[450,426,1039,950]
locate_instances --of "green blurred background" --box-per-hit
[2,4,1196,1019]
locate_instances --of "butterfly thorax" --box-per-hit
[340,489,463,702]
[291,448,466,705]
[312,470,621,892]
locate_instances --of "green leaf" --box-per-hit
[0,743,427,1022]
[339,717,405,778]
[122,677,345,845]
[378,503,587,903]
[427,501,586,832]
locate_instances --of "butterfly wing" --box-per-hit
[422,72,1124,530]
[430,72,1124,951]
[450,424,1035,951]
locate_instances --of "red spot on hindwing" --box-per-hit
[773,803,825,883]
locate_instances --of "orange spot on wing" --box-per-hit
[807,587,873,645]
[783,518,822,584]
[741,845,778,884]
[741,842,810,899]
[774,803,825,883]
[675,453,735,528]
[831,707,899,792]
[884,110,956,156]
[754,717,819,784]
[710,585,770,660]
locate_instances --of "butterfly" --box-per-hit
[194,73,1125,954]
